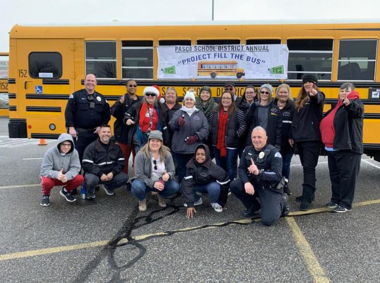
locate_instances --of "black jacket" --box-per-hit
[159,102,181,148]
[110,94,141,144]
[273,99,295,154]
[291,91,325,142]
[82,139,124,176]
[245,101,282,148]
[239,144,283,193]
[209,108,247,148]
[322,97,363,154]
[65,89,110,129]
[181,144,230,207]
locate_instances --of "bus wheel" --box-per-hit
[211,72,216,79]
[236,73,243,79]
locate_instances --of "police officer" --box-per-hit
[65,74,111,162]
[230,126,289,226]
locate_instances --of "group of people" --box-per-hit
[39,73,364,226]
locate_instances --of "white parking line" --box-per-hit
[362,159,380,170]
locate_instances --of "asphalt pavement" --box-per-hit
[1,116,380,282]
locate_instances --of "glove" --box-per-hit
[178,115,186,126]
[185,135,198,145]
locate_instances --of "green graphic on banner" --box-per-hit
[163,65,176,74]
[270,65,284,74]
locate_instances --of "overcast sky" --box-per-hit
[1,0,380,52]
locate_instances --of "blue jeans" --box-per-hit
[193,182,221,204]
[281,152,293,181]
[171,152,193,183]
[131,179,180,201]
[213,146,238,182]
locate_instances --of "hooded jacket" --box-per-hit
[320,91,363,154]
[40,133,81,180]
[273,98,295,154]
[181,144,230,207]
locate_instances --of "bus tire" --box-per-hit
[211,72,217,79]
[236,73,243,79]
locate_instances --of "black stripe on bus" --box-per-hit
[8,93,16,99]
[31,133,61,139]
[364,114,380,119]
[26,106,61,112]
[9,106,17,111]
[26,94,69,100]
[8,78,16,84]
[364,144,380,151]
[325,99,380,105]
[42,79,70,85]
[85,79,380,88]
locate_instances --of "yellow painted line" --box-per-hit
[0,198,380,262]
[0,184,41,190]
[0,240,107,262]
[286,217,330,283]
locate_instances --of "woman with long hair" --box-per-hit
[210,91,246,182]
[290,74,325,211]
[131,130,179,211]
[124,86,163,152]
[274,84,295,195]
[160,87,181,148]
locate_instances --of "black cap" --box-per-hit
[302,74,318,85]
[224,82,235,88]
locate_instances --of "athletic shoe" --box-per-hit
[86,191,96,200]
[60,187,76,202]
[102,184,115,196]
[211,203,223,213]
[334,206,352,213]
[40,195,50,207]
[326,201,339,209]
[184,197,203,207]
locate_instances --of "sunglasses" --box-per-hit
[153,159,157,170]
[225,87,234,91]
[128,85,137,87]
[260,91,269,94]
[145,93,156,97]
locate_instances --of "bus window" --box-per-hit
[122,41,153,80]
[159,40,191,46]
[197,39,240,45]
[246,39,281,45]
[338,40,377,81]
[287,39,333,80]
[86,41,116,79]
[29,52,62,79]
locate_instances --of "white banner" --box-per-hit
[157,44,289,80]
[0,60,9,79]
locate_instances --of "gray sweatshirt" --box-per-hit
[40,133,81,181]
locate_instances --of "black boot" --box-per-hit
[282,194,290,216]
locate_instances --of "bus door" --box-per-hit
[10,39,75,138]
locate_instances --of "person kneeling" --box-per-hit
[182,144,230,218]
[82,125,128,199]
[40,133,84,206]
[131,130,179,211]
[230,126,289,226]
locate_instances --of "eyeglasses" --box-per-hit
[128,85,137,87]
[245,91,255,94]
[225,87,234,91]
[61,143,71,147]
[153,159,157,170]
[260,91,269,94]
[145,93,156,97]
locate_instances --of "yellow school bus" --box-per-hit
[7,20,380,161]
[0,52,9,117]
[197,61,245,78]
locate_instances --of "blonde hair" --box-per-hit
[275,84,293,101]
[139,140,170,162]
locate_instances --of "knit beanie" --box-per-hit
[260,84,273,96]
[302,74,318,85]
[184,91,196,102]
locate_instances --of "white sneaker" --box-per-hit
[184,197,203,207]
[211,203,223,213]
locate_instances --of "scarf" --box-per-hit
[195,98,216,120]
[180,105,198,117]
[216,108,229,157]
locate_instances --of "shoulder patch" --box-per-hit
[69,94,74,99]
[274,152,282,158]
